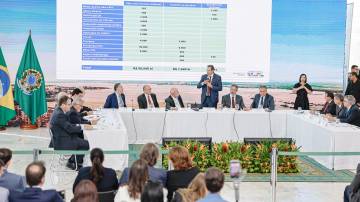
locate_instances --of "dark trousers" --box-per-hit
[344,185,351,202]
[202,96,217,108]
[68,138,89,165]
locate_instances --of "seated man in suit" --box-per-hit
[9,161,63,202]
[0,148,26,191]
[334,94,346,118]
[71,87,92,116]
[165,88,185,110]
[104,83,127,108]
[250,85,275,110]
[221,84,245,110]
[320,91,336,116]
[197,65,222,108]
[50,95,90,170]
[138,85,159,109]
[198,167,228,202]
[334,95,360,127]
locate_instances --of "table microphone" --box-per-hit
[131,99,135,111]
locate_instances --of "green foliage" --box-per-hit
[162,140,300,174]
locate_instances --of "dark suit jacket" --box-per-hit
[103,92,126,108]
[251,94,275,110]
[0,170,26,192]
[336,105,346,118]
[137,93,159,109]
[196,73,222,105]
[320,100,336,116]
[339,105,360,127]
[73,166,118,193]
[119,166,167,187]
[345,80,360,103]
[49,107,83,150]
[165,96,185,110]
[221,94,245,110]
[166,167,200,202]
[9,187,63,202]
[67,107,91,125]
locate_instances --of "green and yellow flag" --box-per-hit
[14,33,47,124]
[0,47,16,126]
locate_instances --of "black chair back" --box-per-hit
[98,190,116,202]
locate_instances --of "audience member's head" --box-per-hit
[72,179,99,202]
[143,85,152,95]
[299,73,307,83]
[170,88,180,98]
[325,91,334,102]
[58,95,71,112]
[350,72,358,82]
[71,88,85,98]
[230,84,238,95]
[188,173,207,201]
[175,189,193,202]
[334,94,344,105]
[114,83,123,94]
[344,95,356,108]
[351,65,359,73]
[128,159,149,199]
[26,161,46,187]
[0,148,12,168]
[56,92,68,104]
[140,181,164,202]
[259,85,268,96]
[207,65,215,76]
[140,143,159,167]
[169,146,193,171]
[72,97,84,112]
[205,167,225,194]
[90,148,105,184]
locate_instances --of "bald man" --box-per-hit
[137,85,159,109]
[165,88,185,110]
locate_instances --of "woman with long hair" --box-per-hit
[115,159,149,202]
[72,179,99,202]
[141,181,164,202]
[293,73,313,110]
[172,173,207,202]
[73,148,118,193]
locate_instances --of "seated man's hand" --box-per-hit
[83,124,93,130]
[90,118,100,125]
[244,107,251,111]
[170,107,178,111]
[87,111,94,115]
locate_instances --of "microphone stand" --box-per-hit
[131,99,135,111]
[233,179,240,202]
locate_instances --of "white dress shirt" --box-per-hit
[172,96,181,109]
[258,96,265,108]
[145,93,155,108]
[116,92,125,107]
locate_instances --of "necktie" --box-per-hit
[118,94,124,107]
[206,76,212,96]
[231,96,235,108]
[147,95,153,107]
[260,97,264,107]
[323,102,329,113]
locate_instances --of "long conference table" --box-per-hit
[91,108,360,170]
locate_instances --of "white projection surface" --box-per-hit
[57,0,272,82]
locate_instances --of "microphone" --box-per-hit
[131,99,135,111]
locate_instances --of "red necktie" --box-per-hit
[232,96,235,108]
[323,102,329,113]
[206,76,212,96]
[147,95,152,106]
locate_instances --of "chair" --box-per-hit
[98,190,117,202]
[48,128,79,185]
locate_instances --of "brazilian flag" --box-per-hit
[0,47,16,126]
[14,33,47,124]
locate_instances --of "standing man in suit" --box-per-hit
[138,85,159,109]
[345,72,360,105]
[103,83,127,108]
[221,84,245,110]
[0,148,26,191]
[250,85,275,110]
[71,87,92,116]
[165,88,185,110]
[320,91,336,116]
[49,95,90,170]
[197,65,222,108]
[9,161,63,202]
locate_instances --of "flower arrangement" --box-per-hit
[162,140,300,173]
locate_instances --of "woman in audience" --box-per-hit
[293,73,313,110]
[73,148,118,193]
[119,143,167,186]
[72,179,99,202]
[115,159,149,202]
[172,173,207,202]
[141,181,164,202]
[166,146,200,202]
